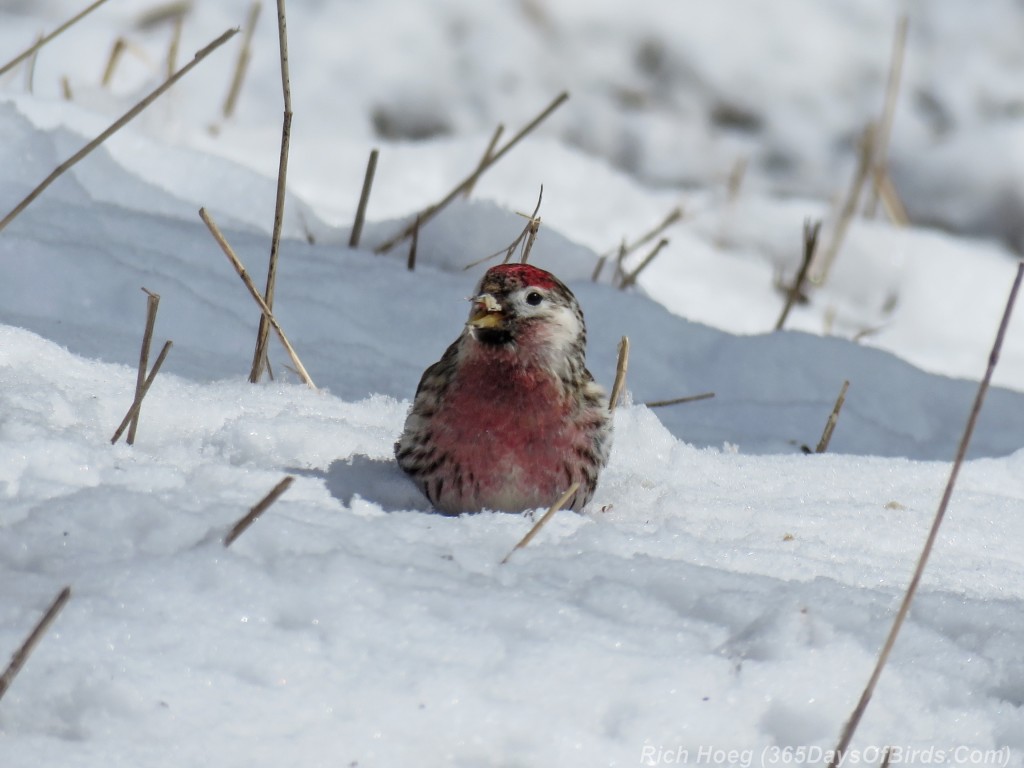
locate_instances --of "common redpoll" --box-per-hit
[395,263,612,514]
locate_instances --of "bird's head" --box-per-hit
[465,264,585,368]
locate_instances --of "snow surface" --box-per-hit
[2,2,1024,766]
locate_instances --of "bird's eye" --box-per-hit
[525,291,543,306]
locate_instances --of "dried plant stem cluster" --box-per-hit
[594,207,682,287]
[0,0,112,79]
[373,92,569,255]
[200,208,315,388]
[112,289,172,446]
[0,29,238,235]
[463,187,545,271]
[810,16,910,286]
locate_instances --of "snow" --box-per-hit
[2,1,1024,766]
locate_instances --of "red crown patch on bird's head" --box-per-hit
[480,263,561,292]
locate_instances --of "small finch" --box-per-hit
[395,263,612,514]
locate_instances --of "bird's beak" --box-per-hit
[467,293,504,329]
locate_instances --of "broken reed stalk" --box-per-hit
[199,208,316,389]
[519,207,542,263]
[374,91,569,255]
[407,213,421,271]
[645,392,716,408]
[864,15,909,218]
[815,379,850,453]
[500,481,580,565]
[463,124,504,198]
[619,237,669,289]
[0,586,72,703]
[101,37,127,87]
[249,0,292,384]
[0,28,238,236]
[510,186,543,264]
[608,336,630,412]
[128,289,161,445]
[812,124,876,285]
[111,340,173,444]
[775,219,822,331]
[223,476,294,547]
[828,260,1024,764]
[462,186,544,270]
[349,148,379,248]
[222,1,261,119]
[0,0,113,78]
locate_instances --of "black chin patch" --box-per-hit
[473,327,513,346]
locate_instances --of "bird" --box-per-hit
[395,263,612,514]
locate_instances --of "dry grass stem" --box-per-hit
[222,1,261,119]
[463,124,504,198]
[726,156,748,202]
[877,170,909,226]
[645,392,716,408]
[812,123,876,285]
[619,237,669,289]
[407,213,421,271]
[612,240,628,284]
[249,0,293,383]
[828,260,1024,764]
[0,586,72,703]
[349,148,379,248]
[111,340,172,444]
[500,481,580,564]
[60,76,73,100]
[128,288,161,445]
[775,219,822,330]
[815,379,850,453]
[25,33,42,93]
[223,476,295,547]
[864,15,909,218]
[462,186,544,270]
[166,13,184,78]
[0,28,238,236]
[608,336,630,413]
[0,0,113,79]
[101,37,127,87]
[199,208,315,389]
[590,254,608,283]
[374,91,569,254]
